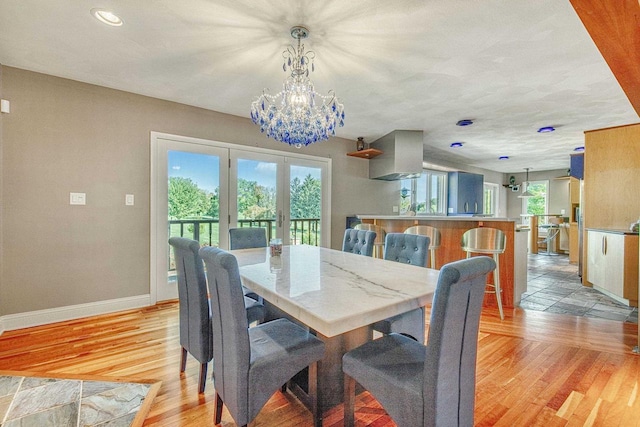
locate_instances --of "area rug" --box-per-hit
[0,370,160,427]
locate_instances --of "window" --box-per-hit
[483,183,499,216]
[400,170,447,215]
[522,180,549,224]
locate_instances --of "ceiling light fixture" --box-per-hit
[518,167,534,198]
[574,146,585,152]
[250,26,345,148]
[498,156,509,160]
[450,142,463,148]
[90,8,123,26]
[537,126,555,133]
[456,119,474,126]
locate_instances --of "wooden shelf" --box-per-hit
[346,148,383,159]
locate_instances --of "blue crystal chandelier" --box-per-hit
[250,26,345,148]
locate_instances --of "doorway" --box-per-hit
[150,132,331,302]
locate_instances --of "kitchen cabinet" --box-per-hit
[586,230,638,306]
[568,177,580,263]
[447,172,483,215]
[569,223,579,263]
[570,153,584,179]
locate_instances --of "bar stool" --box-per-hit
[461,227,506,320]
[404,225,441,268]
[538,217,562,255]
[354,223,386,258]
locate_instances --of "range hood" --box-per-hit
[369,130,423,181]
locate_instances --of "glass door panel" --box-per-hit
[230,151,283,242]
[288,164,322,246]
[154,137,228,302]
[168,150,223,249]
[286,157,330,247]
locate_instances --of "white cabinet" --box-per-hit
[586,230,638,306]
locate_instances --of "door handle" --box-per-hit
[464,202,469,212]
[474,202,478,213]
[603,236,607,256]
[278,210,283,228]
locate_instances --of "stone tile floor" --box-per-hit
[520,253,638,324]
[0,375,154,426]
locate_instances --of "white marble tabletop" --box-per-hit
[232,245,439,337]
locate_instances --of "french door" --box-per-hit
[152,137,229,301]
[229,151,329,246]
[151,132,331,302]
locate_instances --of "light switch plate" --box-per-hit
[125,194,135,206]
[70,192,86,205]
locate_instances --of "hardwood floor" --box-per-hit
[1,302,639,426]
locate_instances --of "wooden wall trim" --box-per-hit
[570,0,640,117]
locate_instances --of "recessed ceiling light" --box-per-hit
[537,126,555,133]
[91,8,123,26]
[456,119,474,126]
[574,146,585,152]
[450,142,463,148]
[498,156,509,160]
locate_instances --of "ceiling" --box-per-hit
[0,0,637,173]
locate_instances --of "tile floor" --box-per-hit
[0,375,153,426]
[520,253,638,324]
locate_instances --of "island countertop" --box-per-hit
[357,214,518,222]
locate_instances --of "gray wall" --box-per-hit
[0,66,397,316]
[0,65,572,318]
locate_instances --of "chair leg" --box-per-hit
[494,254,504,320]
[180,347,187,373]
[308,361,321,427]
[344,374,355,427]
[198,362,208,394]
[214,392,223,425]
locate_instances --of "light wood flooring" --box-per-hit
[1,302,639,426]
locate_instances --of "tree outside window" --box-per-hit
[522,180,549,224]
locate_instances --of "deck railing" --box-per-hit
[168,217,320,269]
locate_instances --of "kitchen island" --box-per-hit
[357,215,529,310]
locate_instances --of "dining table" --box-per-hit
[231,244,439,414]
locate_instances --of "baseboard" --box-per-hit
[0,294,152,335]
[593,285,630,307]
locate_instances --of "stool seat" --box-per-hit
[461,227,506,320]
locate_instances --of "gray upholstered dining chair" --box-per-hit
[372,233,430,343]
[342,228,377,256]
[199,246,325,427]
[404,225,441,268]
[343,256,496,427]
[354,223,386,258]
[228,227,268,301]
[229,227,268,250]
[168,237,266,394]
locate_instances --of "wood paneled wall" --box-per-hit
[582,123,640,282]
[583,123,640,230]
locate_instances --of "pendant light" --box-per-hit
[518,168,534,198]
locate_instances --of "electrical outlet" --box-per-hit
[125,194,135,206]
[392,205,399,213]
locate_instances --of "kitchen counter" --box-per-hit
[357,214,518,222]
[586,227,639,235]
[355,215,529,310]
